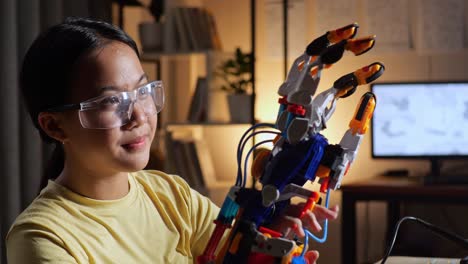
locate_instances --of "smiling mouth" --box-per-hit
[122,136,146,150]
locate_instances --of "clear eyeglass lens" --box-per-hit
[78,81,164,129]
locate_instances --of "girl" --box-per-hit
[6,17,338,263]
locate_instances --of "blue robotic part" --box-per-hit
[261,134,328,188]
[233,134,328,227]
[217,195,240,224]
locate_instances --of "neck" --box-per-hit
[56,163,130,200]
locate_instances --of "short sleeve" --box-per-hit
[7,224,78,264]
[188,188,220,258]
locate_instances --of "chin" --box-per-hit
[117,150,150,172]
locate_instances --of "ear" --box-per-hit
[37,112,67,143]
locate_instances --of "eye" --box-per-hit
[100,96,121,106]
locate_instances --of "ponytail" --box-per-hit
[39,143,64,191]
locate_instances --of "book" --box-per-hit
[187,77,208,123]
[173,7,192,52]
[172,140,192,185]
[163,7,178,53]
[195,8,213,50]
[187,141,206,188]
[164,131,177,174]
[181,140,208,195]
[192,139,218,188]
[187,7,202,50]
[204,9,222,50]
[180,7,200,51]
[163,7,221,52]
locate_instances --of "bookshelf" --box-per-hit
[140,48,249,206]
[165,123,252,206]
[136,2,257,204]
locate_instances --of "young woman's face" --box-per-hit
[61,41,157,175]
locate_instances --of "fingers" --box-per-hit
[303,210,322,233]
[305,250,319,264]
[299,204,339,233]
[275,203,340,239]
[282,216,305,238]
[313,204,339,222]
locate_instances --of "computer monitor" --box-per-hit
[370,81,468,182]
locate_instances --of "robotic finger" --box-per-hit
[345,35,376,55]
[334,62,385,98]
[286,42,382,109]
[279,23,360,98]
[318,92,378,191]
[306,23,359,56]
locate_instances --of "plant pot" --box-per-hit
[138,22,163,52]
[227,94,252,123]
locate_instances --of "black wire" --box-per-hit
[235,124,277,186]
[441,206,468,257]
[381,216,468,264]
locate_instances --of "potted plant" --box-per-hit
[138,0,165,52]
[216,47,253,123]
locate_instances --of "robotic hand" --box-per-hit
[198,23,385,264]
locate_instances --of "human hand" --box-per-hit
[274,203,339,238]
[304,250,319,264]
[272,204,339,263]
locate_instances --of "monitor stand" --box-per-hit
[423,158,468,185]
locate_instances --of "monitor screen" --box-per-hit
[371,82,468,158]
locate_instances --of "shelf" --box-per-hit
[166,122,252,126]
[140,50,221,61]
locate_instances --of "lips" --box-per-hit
[122,136,147,150]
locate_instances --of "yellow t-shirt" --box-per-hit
[6,170,220,264]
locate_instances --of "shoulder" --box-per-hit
[132,169,189,187]
[131,170,196,210]
[6,189,77,263]
[132,170,219,215]
[132,170,192,196]
[7,186,74,238]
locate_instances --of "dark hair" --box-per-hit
[20,17,140,190]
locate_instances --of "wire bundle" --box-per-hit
[235,123,279,187]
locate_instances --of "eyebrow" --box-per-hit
[99,73,148,93]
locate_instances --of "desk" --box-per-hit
[375,256,462,264]
[341,176,468,264]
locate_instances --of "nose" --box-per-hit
[125,101,147,129]
[132,100,148,123]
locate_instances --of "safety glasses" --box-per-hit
[46,81,164,129]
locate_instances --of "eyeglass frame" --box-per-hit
[44,80,164,129]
